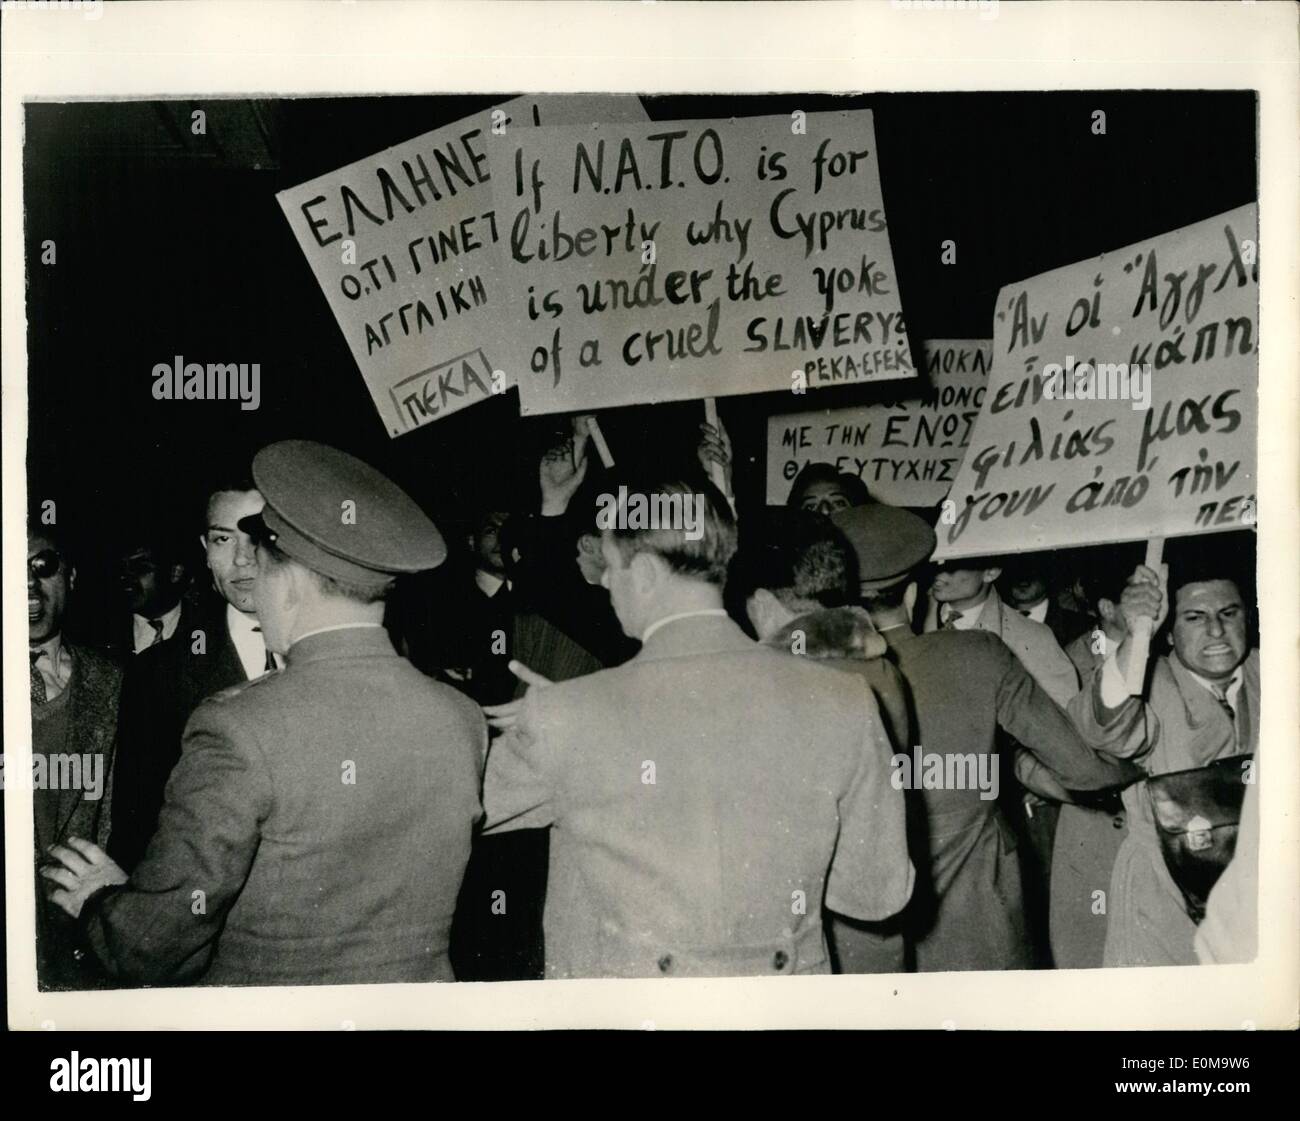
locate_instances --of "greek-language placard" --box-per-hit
[276,96,647,437]
[765,339,990,506]
[487,110,913,415]
[933,204,1258,560]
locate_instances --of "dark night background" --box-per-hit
[22,91,1257,643]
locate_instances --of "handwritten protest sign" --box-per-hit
[486,110,913,415]
[766,339,990,506]
[276,96,646,437]
[934,204,1257,560]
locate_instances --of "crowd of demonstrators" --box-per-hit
[29,421,1260,988]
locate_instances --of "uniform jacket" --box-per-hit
[881,627,1141,972]
[85,626,485,987]
[482,613,914,979]
[109,605,246,871]
[32,643,122,990]
[764,606,911,756]
[1068,649,1259,967]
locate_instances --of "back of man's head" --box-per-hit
[602,477,736,586]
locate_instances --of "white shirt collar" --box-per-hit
[30,632,73,697]
[1185,663,1245,707]
[132,601,183,652]
[1021,598,1050,625]
[940,602,980,630]
[227,603,279,679]
[640,608,728,644]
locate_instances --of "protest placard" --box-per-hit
[766,339,990,506]
[486,110,913,415]
[933,203,1257,560]
[276,96,646,438]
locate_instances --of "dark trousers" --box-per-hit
[449,829,549,981]
[1013,795,1060,968]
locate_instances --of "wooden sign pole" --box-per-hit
[586,416,615,469]
[703,397,729,497]
[1125,536,1167,696]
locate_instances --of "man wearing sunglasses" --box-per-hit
[28,523,123,990]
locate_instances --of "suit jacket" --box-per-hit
[116,600,195,660]
[483,613,914,979]
[109,607,246,871]
[85,626,486,987]
[1068,649,1259,967]
[968,586,1081,707]
[882,627,1141,972]
[32,643,123,990]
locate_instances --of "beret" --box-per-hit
[239,440,445,590]
[832,503,936,590]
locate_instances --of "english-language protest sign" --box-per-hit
[933,203,1257,560]
[276,95,647,438]
[765,339,990,506]
[485,110,914,415]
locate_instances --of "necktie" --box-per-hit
[1210,683,1239,748]
[30,649,47,705]
[941,606,963,630]
[252,626,277,673]
[148,618,165,647]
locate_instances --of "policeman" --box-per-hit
[43,440,486,986]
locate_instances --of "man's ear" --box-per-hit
[169,562,188,586]
[577,533,599,556]
[67,565,78,594]
[982,567,1002,585]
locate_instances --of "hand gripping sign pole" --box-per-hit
[1125,536,1167,696]
[703,397,729,498]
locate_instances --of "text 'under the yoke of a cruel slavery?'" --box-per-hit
[488,110,913,415]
